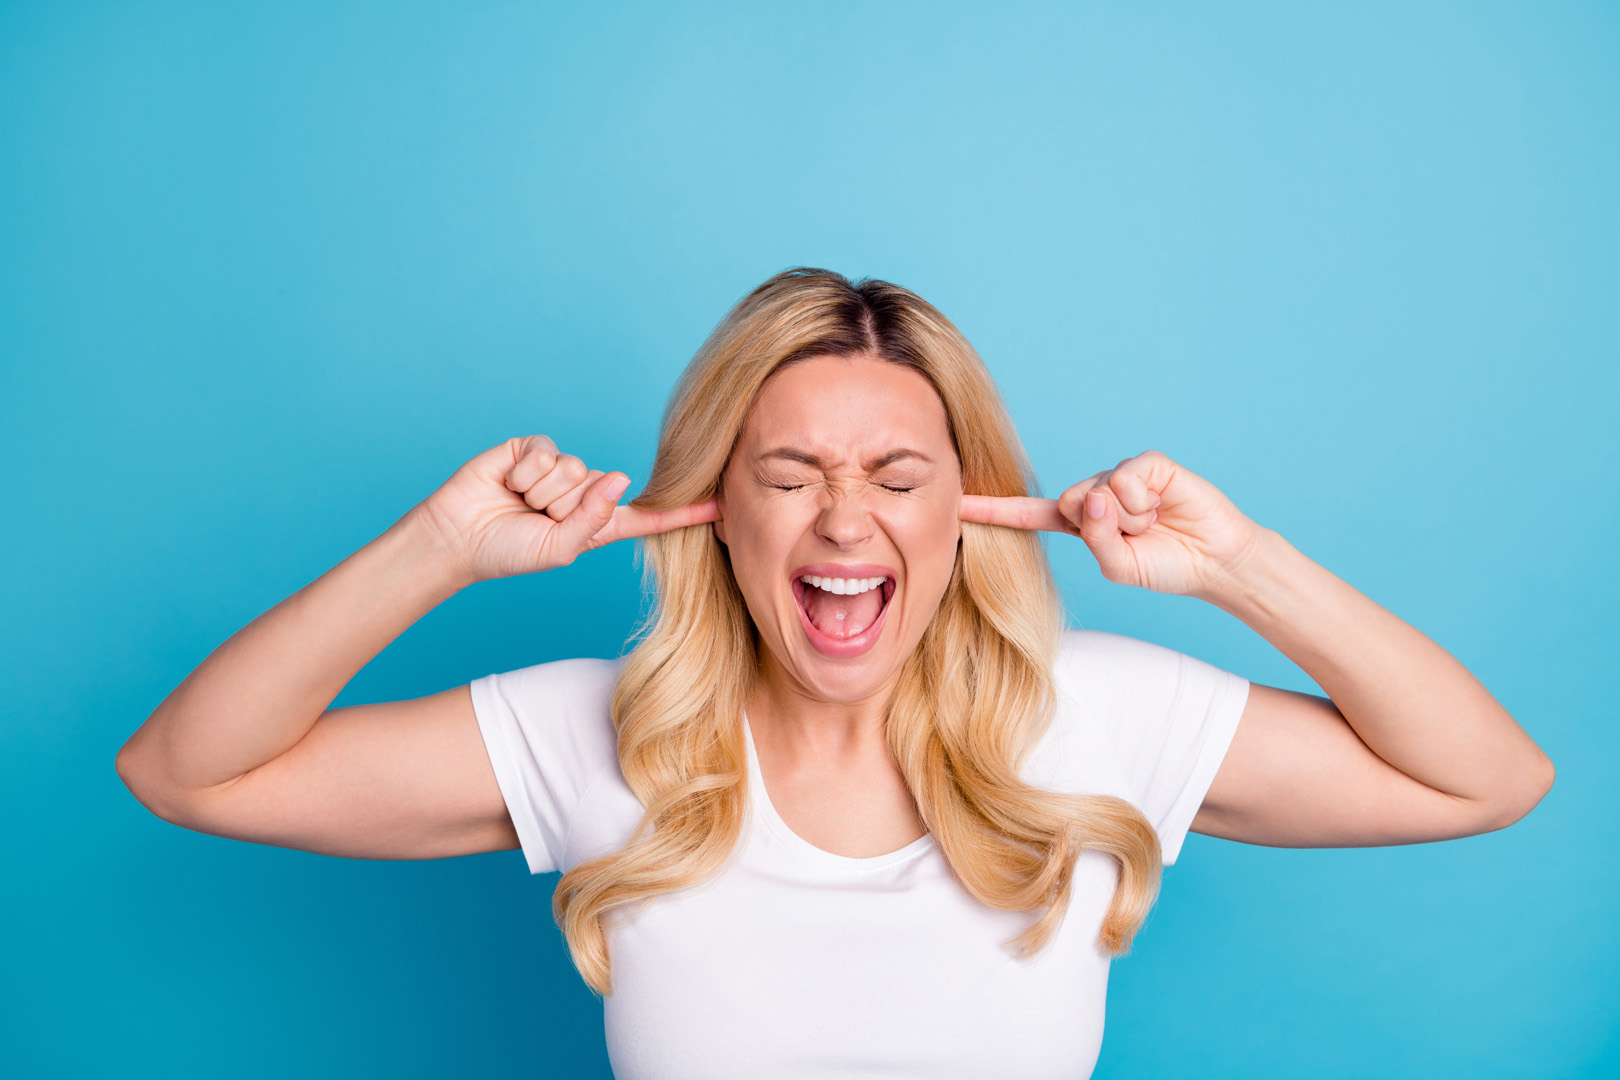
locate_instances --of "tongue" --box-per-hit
[802,585,884,639]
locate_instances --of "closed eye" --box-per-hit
[764,481,918,493]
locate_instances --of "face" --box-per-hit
[715,353,964,705]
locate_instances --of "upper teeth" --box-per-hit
[800,575,885,595]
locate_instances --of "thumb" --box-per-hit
[550,472,632,559]
[1078,488,1136,585]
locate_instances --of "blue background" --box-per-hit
[2,1,1615,1076]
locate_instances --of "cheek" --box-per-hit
[877,500,961,573]
[727,504,804,582]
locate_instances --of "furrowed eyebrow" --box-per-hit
[758,448,935,470]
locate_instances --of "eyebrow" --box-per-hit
[758,447,935,471]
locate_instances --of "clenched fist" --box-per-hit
[409,435,720,584]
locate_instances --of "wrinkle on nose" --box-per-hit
[815,478,876,547]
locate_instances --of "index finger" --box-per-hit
[959,494,1074,533]
[609,497,722,540]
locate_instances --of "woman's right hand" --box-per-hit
[410,435,720,585]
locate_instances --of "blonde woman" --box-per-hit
[116,268,1554,1078]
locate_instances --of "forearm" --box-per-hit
[117,507,473,793]
[1202,527,1554,811]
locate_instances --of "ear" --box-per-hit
[714,489,728,545]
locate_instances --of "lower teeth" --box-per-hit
[800,580,887,640]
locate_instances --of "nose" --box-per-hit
[814,480,876,549]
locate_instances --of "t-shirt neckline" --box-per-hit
[742,711,937,872]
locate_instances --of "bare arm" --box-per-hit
[1190,527,1554,844]
[115,435,718,861]
[112,507,518,858]
[962,449,1553,848]
[117,508,470,802]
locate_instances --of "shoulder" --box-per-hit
[479,650,618,693]
[478,655,622,699]
[1050,627,1190,699]
[1043,625,1244,702]
[1054,626,1182,666]
[1047,626,1249,748]
[468,655,624,783]
[1041,627,1251,865]
[467,656,631,875]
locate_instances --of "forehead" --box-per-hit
[738,354,954,462]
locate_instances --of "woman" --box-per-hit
[116,268,1554,1078]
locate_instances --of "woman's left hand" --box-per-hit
[958,449,1267,600]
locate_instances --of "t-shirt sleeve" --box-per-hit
[1051,628,1251,866]
[467,656,622,875]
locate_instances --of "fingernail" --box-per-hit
[605,474,631,500]
[1086,491,1106,519]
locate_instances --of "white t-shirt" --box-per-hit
[469,628,1250,1080]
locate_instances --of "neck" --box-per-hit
[746,649,901,762]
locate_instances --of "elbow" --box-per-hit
[114,739,188,826]
[114,740,144,798]
[1527,752,1556,814]
[1480,752,1555,833]
[114,729,156,794]
[115,744,161,819]
[114,741,140,785]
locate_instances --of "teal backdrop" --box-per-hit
[2,2,1615,1076]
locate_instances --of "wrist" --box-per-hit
[1193,525,1294,616]
[390,504,481,596]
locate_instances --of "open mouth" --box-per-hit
[790,569,897,659]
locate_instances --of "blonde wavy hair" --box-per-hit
[553,267,1162,995]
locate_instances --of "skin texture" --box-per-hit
[715,354,963,854]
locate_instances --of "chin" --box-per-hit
[788,650,906,703]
